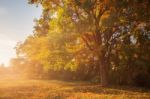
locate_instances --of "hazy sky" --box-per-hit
[0,0,42,66]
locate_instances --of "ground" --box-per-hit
[0,80,149,99]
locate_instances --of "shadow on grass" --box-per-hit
[57,81,150,95]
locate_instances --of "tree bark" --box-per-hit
[99,57,109,86]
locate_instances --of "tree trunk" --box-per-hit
[99,58,109,86]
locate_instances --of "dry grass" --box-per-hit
[0,80,149,99]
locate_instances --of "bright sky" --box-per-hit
[0,0,42,66]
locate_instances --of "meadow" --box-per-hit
[0,80,149,99]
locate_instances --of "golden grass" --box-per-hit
[0,80,149,99]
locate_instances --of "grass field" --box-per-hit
[0,80,149,99]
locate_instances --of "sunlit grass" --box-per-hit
[0,80,149,99]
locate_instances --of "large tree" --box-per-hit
[25,0,150,86]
